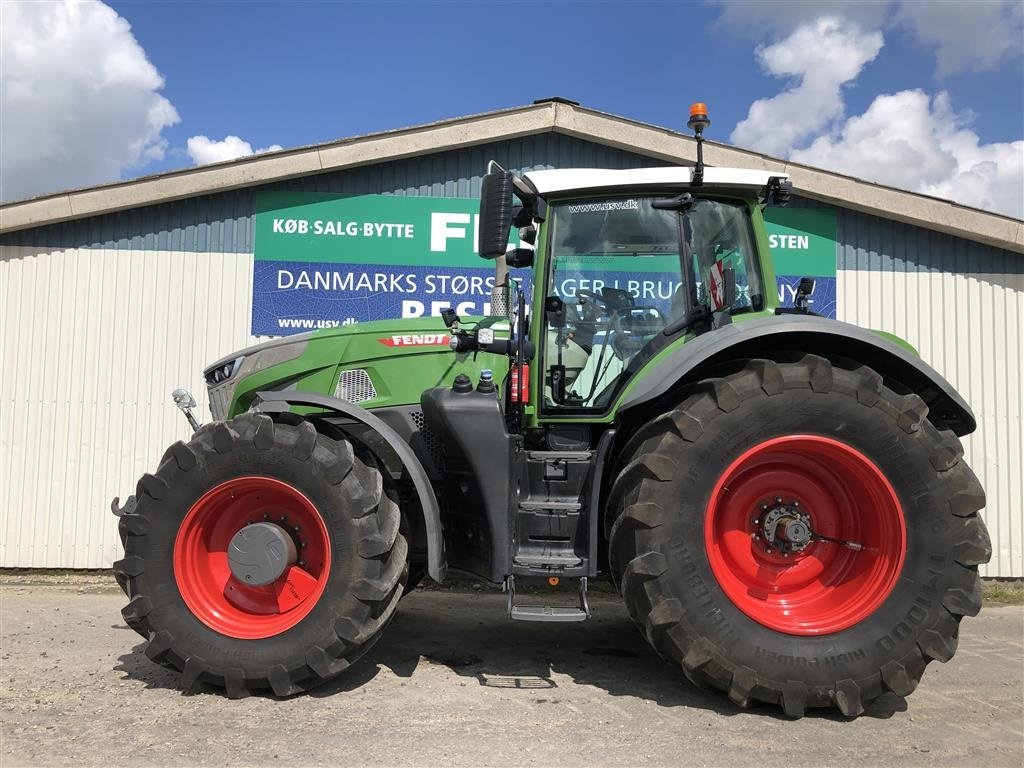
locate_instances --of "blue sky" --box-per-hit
[3,1,1023,216]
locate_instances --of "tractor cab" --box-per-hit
[469,137,792,425]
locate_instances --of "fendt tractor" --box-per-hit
[112,104,991,717]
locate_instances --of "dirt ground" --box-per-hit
[1,577,1022,768]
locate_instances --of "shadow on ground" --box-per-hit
[114,591,908,721]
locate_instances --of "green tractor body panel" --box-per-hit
[219,317,510,420]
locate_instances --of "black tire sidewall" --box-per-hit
[137,435,369,677]
[651,386,953,688]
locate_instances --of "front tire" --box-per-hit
[608,355,991,717]
[114,413,407,698]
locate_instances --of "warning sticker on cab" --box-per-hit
[707,260,727,311]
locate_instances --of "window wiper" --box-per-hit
[651,192,695,210]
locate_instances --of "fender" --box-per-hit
[253,391,446,582]
[618,314,976,436]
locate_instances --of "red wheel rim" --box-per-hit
[174,477,331,639]
[704,435,905,636]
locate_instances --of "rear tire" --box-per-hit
[608,355,991,717]
[114,413,407,698]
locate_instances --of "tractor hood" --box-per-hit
[203,317,509,421]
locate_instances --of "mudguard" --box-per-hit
[619,314,976,436]
[253,391,446,582]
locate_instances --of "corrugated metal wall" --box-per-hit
[0,135,666,568]
[1,134,1021,574]
[830,208,1024,577]
[0,246,254,567]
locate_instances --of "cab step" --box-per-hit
[504,575,591,622]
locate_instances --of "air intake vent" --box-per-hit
[411,409,444,471]
[335,369,377,403]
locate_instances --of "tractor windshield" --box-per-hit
[542,195,763,410]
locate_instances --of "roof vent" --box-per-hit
[533,97,580,106]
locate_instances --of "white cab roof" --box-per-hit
[523,166,788,196]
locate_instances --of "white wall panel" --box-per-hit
[0,244,262,567]
[2,244,1022,575]
[838,268,1024,577]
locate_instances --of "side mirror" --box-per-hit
[478,171,515,259]
[794,276,815,310]
[172,388,197,410]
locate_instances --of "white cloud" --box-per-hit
[186,135,283,166]
[729,16,1024,219]
[730,18,883,157]
[714,1,1023,76]
[0,0,179,201]
[895,1,1024,75]
[792,91,1024,218]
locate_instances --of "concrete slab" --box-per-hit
[1,584,1021,767]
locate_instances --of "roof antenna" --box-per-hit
[687,102,710,187]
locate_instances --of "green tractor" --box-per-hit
[112,105,990,717]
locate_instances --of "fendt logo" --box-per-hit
[377,334,451,347]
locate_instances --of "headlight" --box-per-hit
[205,357,244,387]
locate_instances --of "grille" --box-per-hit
[411,409,444,471]
[335,369,377,403]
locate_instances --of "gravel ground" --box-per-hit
[1,578,1022,768]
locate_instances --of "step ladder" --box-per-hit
[504,575,591,622]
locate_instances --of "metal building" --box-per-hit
[2,100,1022,575]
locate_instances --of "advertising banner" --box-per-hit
[763,207,838,318]
[252,191,521,335]
[253,192,837,336]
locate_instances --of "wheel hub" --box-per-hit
[174,476,331,639]
[756,500,812,555]
[228,521,297,586]
[704,435,907,635]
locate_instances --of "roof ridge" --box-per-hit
[1,101,1020,252]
